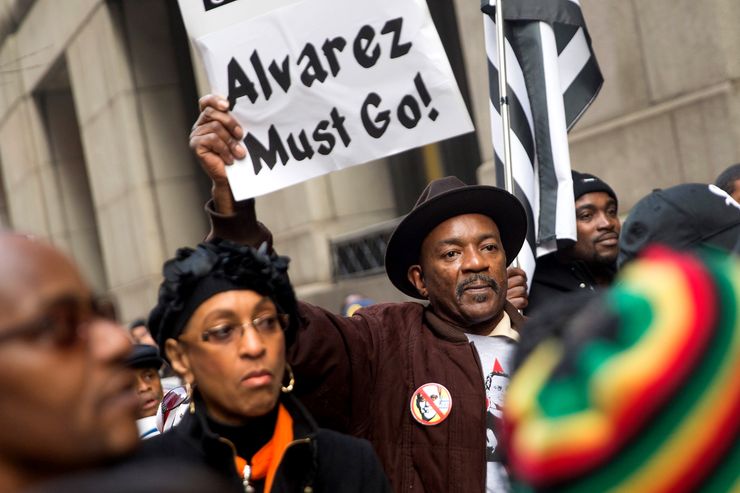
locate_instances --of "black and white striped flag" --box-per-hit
[481,0,603,287]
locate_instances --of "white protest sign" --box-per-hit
[177,0,298,39]
[181,0,474,200]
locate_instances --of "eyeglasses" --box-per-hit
[161,385,190,415]
[200,313,289,343]
[0,295,117,348]
[158,385,191,433]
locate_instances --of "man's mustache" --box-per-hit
[456,274,499,299]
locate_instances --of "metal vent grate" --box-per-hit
[330,218,401,280]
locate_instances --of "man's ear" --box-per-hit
[407,264,428,299]
[164,338,195,386]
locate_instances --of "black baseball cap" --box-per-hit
[125,344,164,370]
[618,183,740,267]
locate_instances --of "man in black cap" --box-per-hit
[715,163,740,203]
[125,344,165,439]
[527,170,621,315]
[618,182,740,266]
[186,95,530,492]
[129,319,158,348]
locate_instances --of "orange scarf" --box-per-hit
[234,404,294,493]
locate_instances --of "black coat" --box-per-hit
[527,253,615,316]
[139,393,390,493]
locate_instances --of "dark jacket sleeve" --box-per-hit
[526,255,601,316]
[526,279,568,316]
[289,302,384,437]
[205,198,273,248]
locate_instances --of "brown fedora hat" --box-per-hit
[385,176,527,299]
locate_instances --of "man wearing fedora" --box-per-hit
[188,95,530,492]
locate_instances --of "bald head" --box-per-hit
[0,233,80,276]
[0,234,87,331]
[0,233,139,492]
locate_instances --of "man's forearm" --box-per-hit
[212,182,235,216]
[205,190,273,248]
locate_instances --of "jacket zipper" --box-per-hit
[242,463,255,493]
[282,438,313,493]
[218,436,256,493]
[219,435,314,493]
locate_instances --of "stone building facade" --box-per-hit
[0,0,737,321]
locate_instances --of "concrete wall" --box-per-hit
[568,0,740,211]
[64,1,209,319]
[36,87,107,292]
[0,0,208,321]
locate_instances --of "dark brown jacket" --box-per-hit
[208,199,525,492]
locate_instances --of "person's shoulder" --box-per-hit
[354,301,424,318]
[25,459,238,493]
[138,428,181,456]
[313,428,382,468]
[532,252,567,278]
[352,302,426,338]
[313,429,390,488]
[532,254,583,291]
[314,427,373,450]
[137,420,202,462]
[298,299,423,319]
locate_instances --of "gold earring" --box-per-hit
[188,384,196,414]
[281,363,295,393]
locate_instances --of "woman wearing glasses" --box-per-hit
[142,240,389,493]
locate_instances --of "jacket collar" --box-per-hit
[182,391,319,439]
[536,252,616,289]
[174,391,319,482]
[424,302,525,343]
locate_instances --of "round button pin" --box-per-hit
[410,383,452,426]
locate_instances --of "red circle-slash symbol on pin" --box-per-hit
[410,383,452,426]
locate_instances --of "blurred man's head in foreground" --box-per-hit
[715,163,740,203]
[0,233,138,492]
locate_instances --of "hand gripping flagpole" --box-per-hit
[494,0,521,270]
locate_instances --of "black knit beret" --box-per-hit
[148,239,298,352]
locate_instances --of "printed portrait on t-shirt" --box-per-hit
[485,358,510,461]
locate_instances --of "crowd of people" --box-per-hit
[0,92,738,493]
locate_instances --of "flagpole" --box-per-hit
[494,0,520,270]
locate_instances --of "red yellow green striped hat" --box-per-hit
[505,247,740,492]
